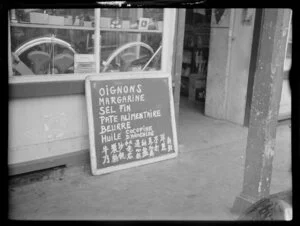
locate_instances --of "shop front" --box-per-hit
[8,8,178,175]
[8,8,291,176]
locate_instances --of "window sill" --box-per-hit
[9,71,165,99]
[9,74,90,99]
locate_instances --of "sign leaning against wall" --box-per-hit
[85,72,178,175]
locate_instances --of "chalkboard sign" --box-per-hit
[85,72,178,175]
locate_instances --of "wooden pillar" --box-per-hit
[232,9,291,214]
[172,9,185,131]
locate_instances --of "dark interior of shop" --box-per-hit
[180,9,212,114]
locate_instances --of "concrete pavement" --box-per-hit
[9,97,291,220]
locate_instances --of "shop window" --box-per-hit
[99,8,163,73]
[9,8,164,76]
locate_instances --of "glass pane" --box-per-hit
[288,23,292,43]
[10,9,95,76]
[100,8,164,72]
[283,18,292,80]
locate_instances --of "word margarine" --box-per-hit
[97,84,145,106]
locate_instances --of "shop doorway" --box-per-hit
[180,9,212,115]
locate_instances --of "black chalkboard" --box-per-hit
[85,72,178,175]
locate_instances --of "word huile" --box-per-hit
[101,132,121,143]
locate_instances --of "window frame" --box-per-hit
[9,8,177,99]
[283,11,292,80]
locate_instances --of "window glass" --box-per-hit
[100,8,164,72]
[284,20,292,74]
[10,9,95,75]
[9,8,165,76]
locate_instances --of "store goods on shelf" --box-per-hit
[84,21,93,27]
[121,20,130,29]
[48,15,64,25]
[29,12,49,24]
[110,18,122,29]
[100,17,111,28]
[64,16,73,26]
[189,74,206,102]
[157,21,163,31]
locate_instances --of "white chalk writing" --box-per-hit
[95,82,173,166]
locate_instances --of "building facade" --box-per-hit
[8,8,292,175]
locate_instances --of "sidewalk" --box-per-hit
[8,97,291,220]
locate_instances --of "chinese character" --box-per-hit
[154,144,160,152]
[102,145,110,164]
[127,152,134,160]
[161,143,167,152]
[148,137,153,145]
[118,151,125,160]
[136,148,141,153]
[167,137,172,145]
[142,147,149,158]
[149,145,154,153]
[102,145,109,154]
[154,136,159,144]
[168,144,173,152]
[112,154,119,163]
[134,139,141,148]
[136,152,142,159]
[160,134,165,143]
[149,148,155,157]
[102,155,110,164]
[118,142,124,151]
[125,140,133,146]
[126,144,133,153]
[141,139,147,146]
[111,143,118,154]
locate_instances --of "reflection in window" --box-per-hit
[10,9,95,76]
[9,8,164,76]
[99,8,163,72]
[283,19,292,76]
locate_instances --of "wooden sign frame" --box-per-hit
[85,72,178,175]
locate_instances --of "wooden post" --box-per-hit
[232,9,291,214]
[172,9,185,131]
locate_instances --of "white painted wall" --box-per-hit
[205,28,230,119]
[205,9,256,125]
[279,80,291,119]
[205,9,232,120]
[225,9,256,125]
[8,95,89,164]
